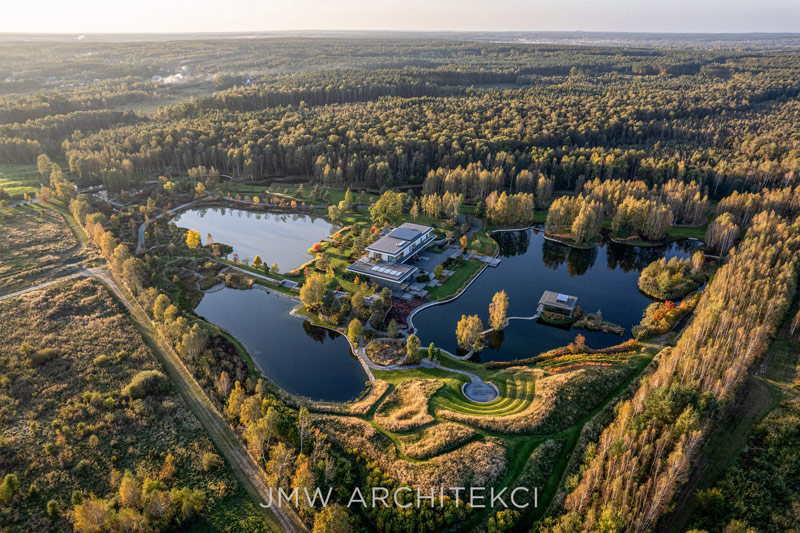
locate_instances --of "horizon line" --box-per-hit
[2,29,800,36]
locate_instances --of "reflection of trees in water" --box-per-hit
[606,239,702,272]
[301,321,341,344]
[566,246,597,276]
[486,329,505,351]
[605,242,663,272]
[540,240,597,275]
[302,321,328,343]
[542,240,568,270]
[494,230,531,257]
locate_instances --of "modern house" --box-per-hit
[365,223,435,263]
[537,291,579,317]
[346,222,435,289]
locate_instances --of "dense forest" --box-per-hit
[1,36,799,533]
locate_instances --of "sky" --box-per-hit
[1,0,799,34]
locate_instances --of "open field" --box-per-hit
[0,203,99,295]
[0,278,269,532]
[0,164,42,200]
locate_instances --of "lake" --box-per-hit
[195,287,368,402]
[412,227,701,362]
[172,206,337,272]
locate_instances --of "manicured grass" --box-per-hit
[427,257,485,301]
[435,370,535,416]
[666,222,709,240]
[0,163,43,199]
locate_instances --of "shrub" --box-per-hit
[122,370,170,399]
[74,459,92,476]
[28,348,58,367]
[202,452,223,472]
[0,473,19,503]
[47,499,60,518]
[93,354,111,367]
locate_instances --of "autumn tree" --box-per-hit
[456,314,484,351]
[152,293,170,322]
[406,334,421,362]
[266,442,296,490]
[369,190,403,226]
[226,381,246,420]
[347,318,363,343]
[239,395,262,426]
[706,212,739,256]
[298,407,312,453]
[313,504,354,533]
[179,323,208,361]
[489,290,509,331]
[119,472,141,508]
[186,229,201,249]
[300,273,327,310]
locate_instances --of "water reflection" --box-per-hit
[196,287,367,402]
[173,206,336,272]
[414,228,701,362]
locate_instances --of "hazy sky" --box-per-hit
[2,0,799,34]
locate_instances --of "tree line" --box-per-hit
[546,210,800,532]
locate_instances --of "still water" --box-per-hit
[196,287,367,402]
[173,207,336,272]
[413,227,701,362]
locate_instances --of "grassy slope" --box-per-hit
[427,258,485,301]
[369,350,654,529]
[0,164,42,200]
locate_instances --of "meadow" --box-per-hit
[0,279,269,532]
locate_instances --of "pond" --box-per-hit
[195,287,368,402]
[412,227,701,362]
[172,206,337,272]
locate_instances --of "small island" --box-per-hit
[638,255,706,300]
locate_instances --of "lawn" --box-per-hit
[0,163,44,200]
[427,257,485,301]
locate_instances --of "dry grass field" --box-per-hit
[399,423,477,460]
[0,279,268,532]
[373,379,442,431]
[0,204,98,296]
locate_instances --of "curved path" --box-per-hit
[420,359,499,402]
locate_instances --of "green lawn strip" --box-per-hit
[252,278,301,298]
[427,258,485,301]
[0,163,42,199]
[666,223,708,240]
[215,256,304,283]
[434,372,535,417]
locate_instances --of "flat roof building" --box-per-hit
[538,291,579,317]
[365,223,435,263]
[347,222,435,289]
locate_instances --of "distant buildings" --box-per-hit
[346,223,435,289]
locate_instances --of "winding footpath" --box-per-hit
[1,268,307,533]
